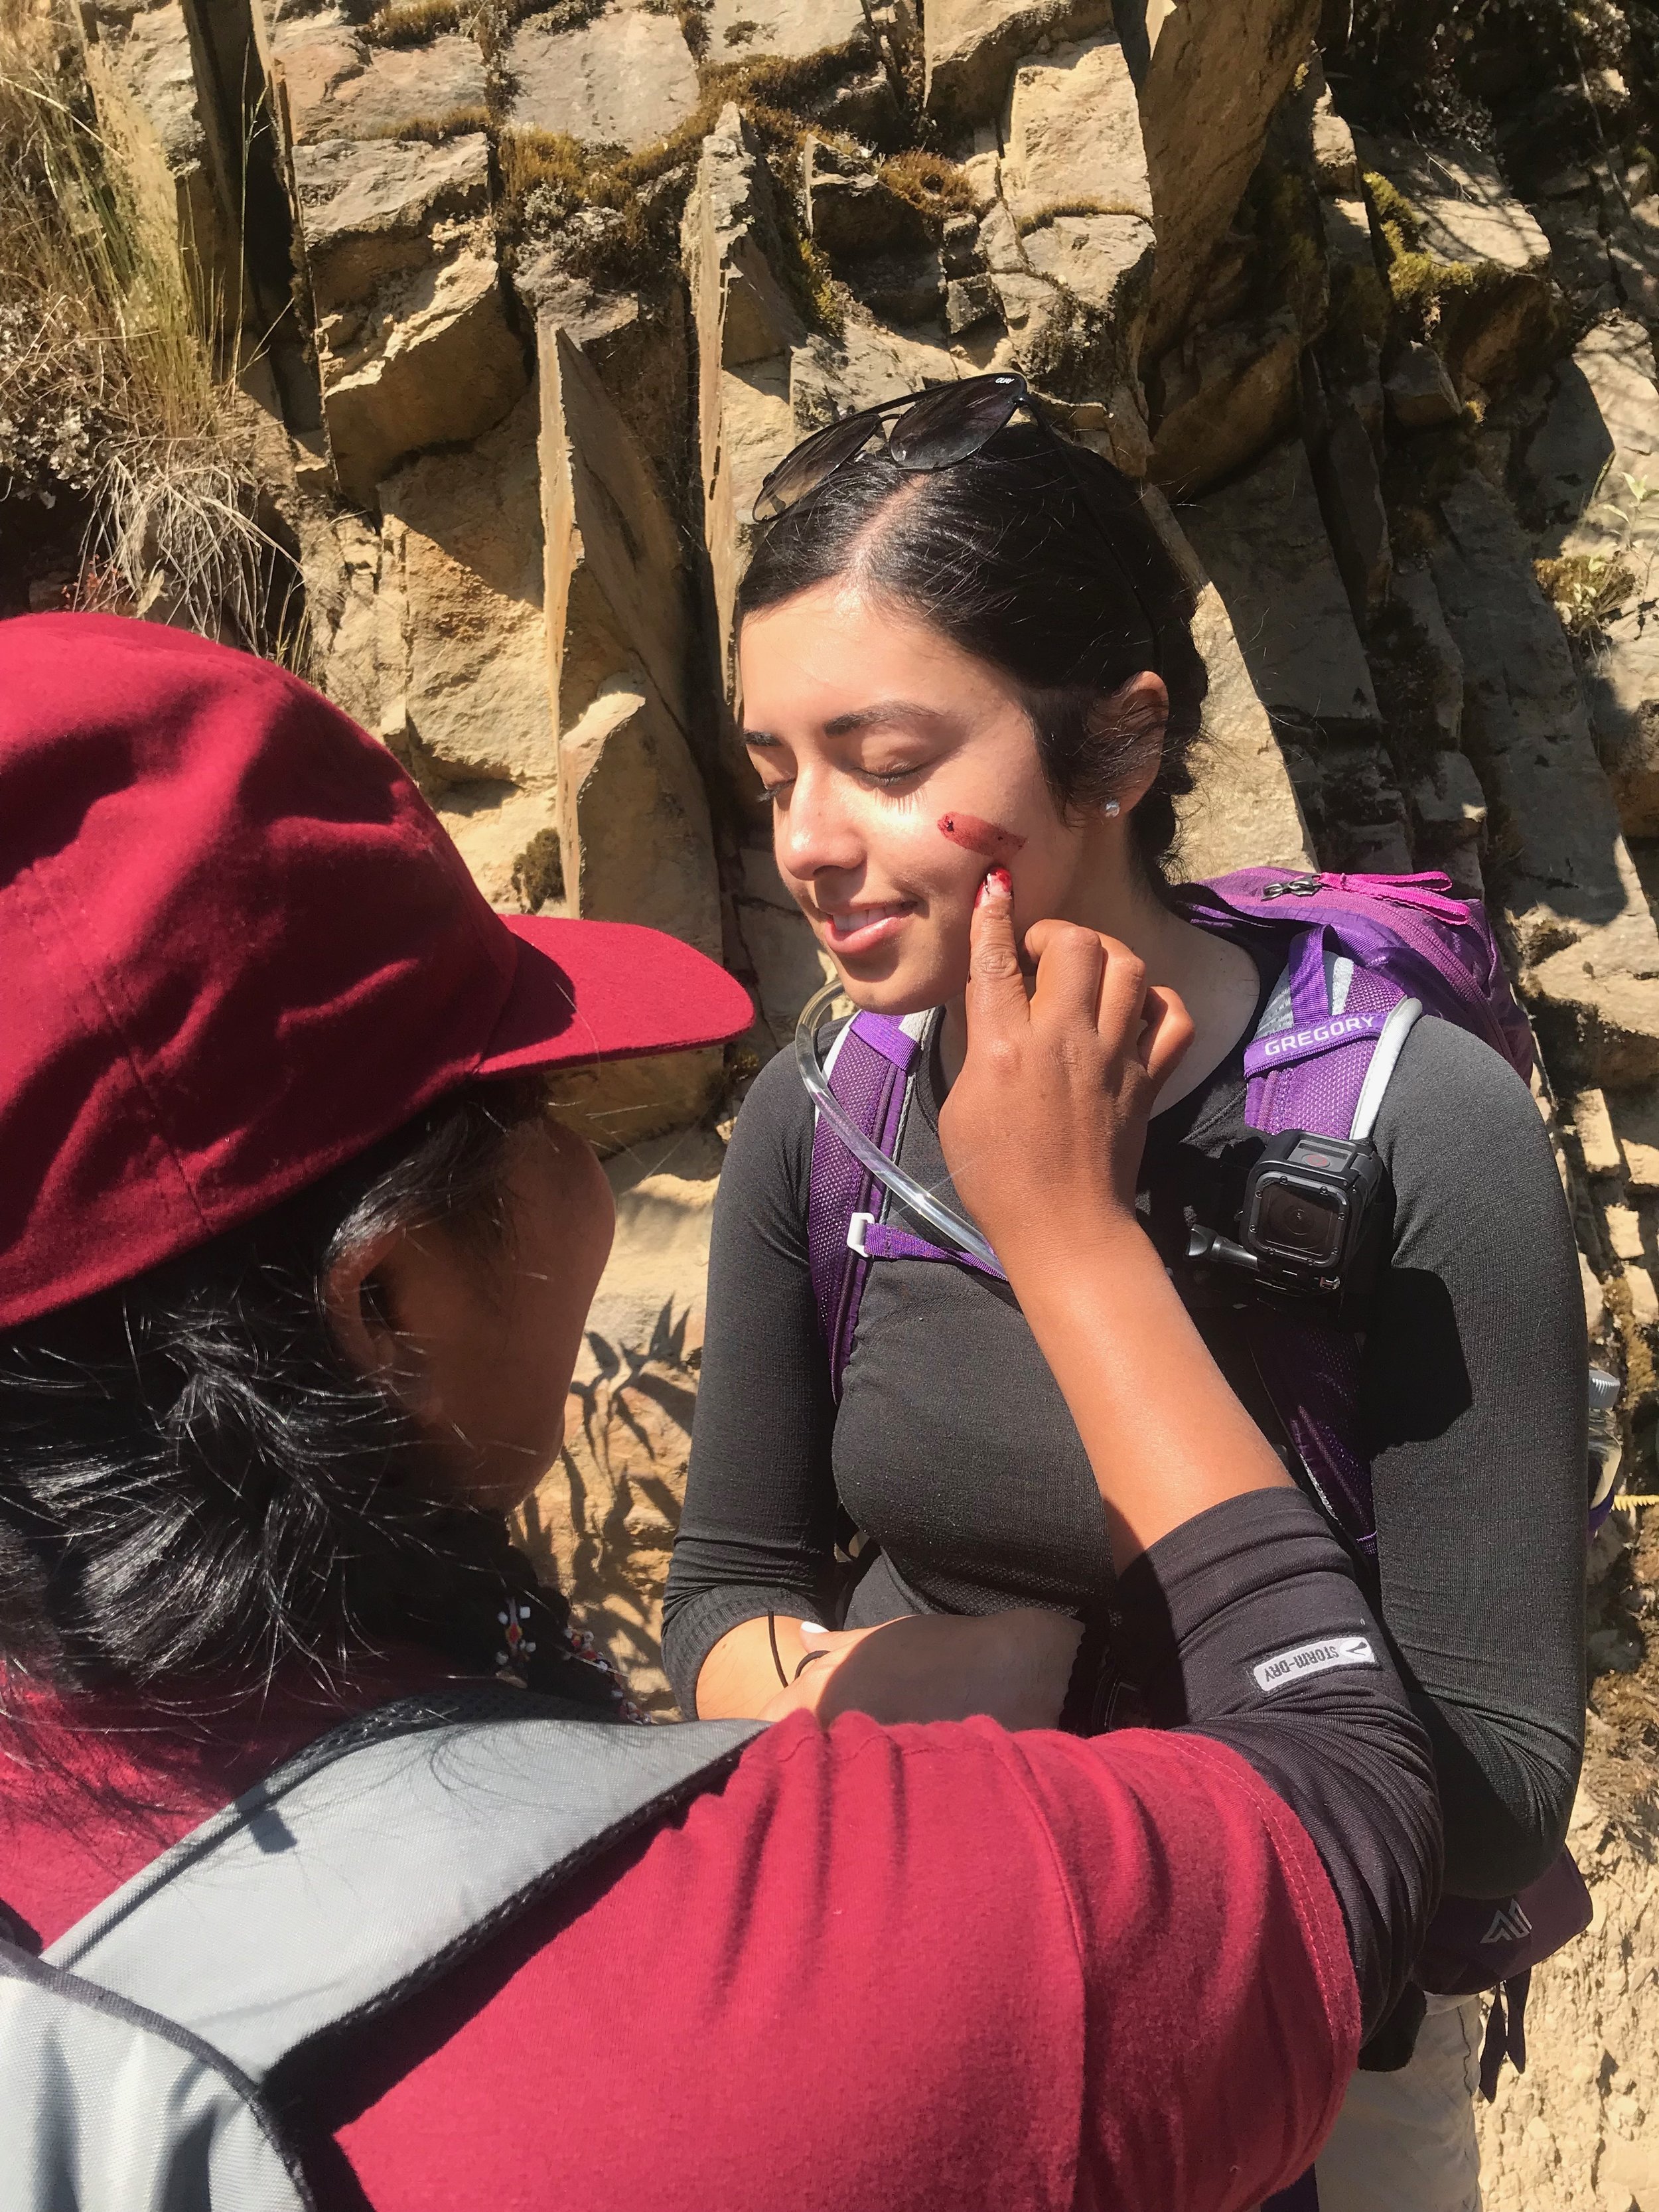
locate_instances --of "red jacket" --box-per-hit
[2,1679,1358,2211]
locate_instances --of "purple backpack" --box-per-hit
[804,867,1595,2091]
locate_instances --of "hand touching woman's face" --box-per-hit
[738,582,1157,1015]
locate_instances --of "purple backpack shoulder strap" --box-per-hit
[1185,867,1534,1555]
[806,1009,1009,1398]
[807,1011,920,1400]
[1196,870,1587,2024]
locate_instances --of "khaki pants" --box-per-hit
[1313,1994,1484,2212]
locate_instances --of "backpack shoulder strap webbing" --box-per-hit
[45,1688,761,2088]
[0,1936,317,2212]
[808,1009,924,1399]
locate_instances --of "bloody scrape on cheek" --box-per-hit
[937,813,1027,865]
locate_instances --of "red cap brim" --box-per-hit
[478,917,753,1074]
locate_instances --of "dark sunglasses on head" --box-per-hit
[751,370,1160,668]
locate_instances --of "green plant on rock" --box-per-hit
[1329,259,1392,352]
[1252,161,1327,334]
[779,218,843,336]
[1363,165,1503,344]
[701,35,873,121]
[497,22,882,331]
[1596,469,1659,541]
[1534,552,1636,642]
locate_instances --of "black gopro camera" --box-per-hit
[1188,1131,1388,1309]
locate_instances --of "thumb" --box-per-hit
[965,868,1029,1037]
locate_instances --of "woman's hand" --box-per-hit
[938,871,1192,1276]
[760,1610,1082,1730]
[936,868,1290,1572]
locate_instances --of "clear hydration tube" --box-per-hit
[1588,1364,1624,1517]
[794,980,1002,1273]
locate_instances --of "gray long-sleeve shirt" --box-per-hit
[665,997,1586,1900]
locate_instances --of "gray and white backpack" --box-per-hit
[0,1688,760,2210]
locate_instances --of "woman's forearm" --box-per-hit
[694,1613,811,1718]
[936,893,1291,1575]
[1007,1215,1292,1573]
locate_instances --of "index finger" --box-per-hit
[964,869,1030,1040]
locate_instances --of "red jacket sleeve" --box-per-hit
[323,1710,1358,2212]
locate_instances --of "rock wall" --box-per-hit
[42,0,1659,2191]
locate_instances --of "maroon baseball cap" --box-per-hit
[0,613,752,1330]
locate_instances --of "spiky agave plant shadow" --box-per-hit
[516,1296,702,1716]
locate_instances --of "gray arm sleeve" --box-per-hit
[662,1051,841,1712]
[1361,1019,1586,1896]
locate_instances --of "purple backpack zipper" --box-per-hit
[804,867,1594,2089]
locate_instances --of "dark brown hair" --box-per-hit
[737,420,1208,878]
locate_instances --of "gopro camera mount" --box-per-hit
[1187,995,1421,1311]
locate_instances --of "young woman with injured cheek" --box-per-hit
[664,419,1584,2202]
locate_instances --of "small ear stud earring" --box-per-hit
[1104,799,1121,818]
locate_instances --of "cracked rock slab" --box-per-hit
[267,9,486,145]
[1431,473,1659,1088]
[504,5,699,151]
[999,31,1149,232]
[922,0,1116,131]
[1151,308,1303,496]
[378,391,552,791]
[1137,0,1321,358]
[705,0,867,61]
[1182,439,1382,745]
[1141,488,1315,877]
[321,245,527,504]
[1520,317,1659,840]
[293,134,526,502]
[295,132,492,307]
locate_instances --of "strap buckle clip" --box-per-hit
[847,1210,874,1256]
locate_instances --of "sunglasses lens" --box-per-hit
[753,413,884,521]
[887,376,1024,471]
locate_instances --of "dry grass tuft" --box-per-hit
[641,0,711,62]
[878,149,976,231]
[361,0,467,50]
[1015,194,1146,237]
[360,104,491,141]
[1535,552,1637,644]
[0,0,303,655]
[472,0,607,61]
[500,81,841,330]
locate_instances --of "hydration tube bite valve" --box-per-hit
[795,982,1003,1274]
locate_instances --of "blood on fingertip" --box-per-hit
[938,812,1025,863]
[975,867,1013,907]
